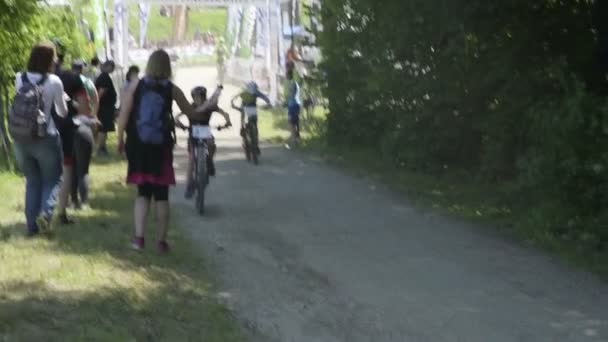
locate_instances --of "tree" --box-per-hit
[0,0,93,170]
[315,0,608,250]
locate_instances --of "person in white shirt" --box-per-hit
[13,42,69,236]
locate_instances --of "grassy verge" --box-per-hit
[127,6,227,44]
[259,107,608,278]
[258,106,325,143]
[176,55,215,68]
[0,140,241,341]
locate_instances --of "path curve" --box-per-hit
[172,66,608,342]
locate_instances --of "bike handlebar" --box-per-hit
[175,113,231,131]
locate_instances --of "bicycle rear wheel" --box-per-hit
[195,145,208,215]
[250,122,259,165]
[242,132,251,162]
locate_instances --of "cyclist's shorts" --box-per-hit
[246,115,258,125]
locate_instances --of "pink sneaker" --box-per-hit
[131,237,145,251]
[158,241,170,255]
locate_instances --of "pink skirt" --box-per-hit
[126,149,175,186]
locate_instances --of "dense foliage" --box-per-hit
[0,0,94,169]
[315,0,608,250]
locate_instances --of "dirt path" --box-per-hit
[172,66,608,342]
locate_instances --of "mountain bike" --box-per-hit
[233,104,262,165]
[176,114,230,215]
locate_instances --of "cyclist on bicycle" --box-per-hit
[231,82,272,149]
[180,86,231,199]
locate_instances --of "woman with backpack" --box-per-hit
[116,49,221,253]
[10,43,69,236]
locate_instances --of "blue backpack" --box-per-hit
[135,78,173,145]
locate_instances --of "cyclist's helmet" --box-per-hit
[191,86,207,99]
[245,81,258,94]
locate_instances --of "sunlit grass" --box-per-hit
[258,106,326,143]
[0,139,241,341]
[127,6,227,44]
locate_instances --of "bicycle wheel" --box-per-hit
[195,145,208,215]
[250,122,259,165]
[242,128,251,162]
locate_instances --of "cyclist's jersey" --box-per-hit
[241,91,257,107]
[189,104,219,139]
[240,91,270,116]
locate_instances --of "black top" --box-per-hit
[191,104,220,126]
[95,72,117,112]
[57,70,86,117]
[54,70,86,149]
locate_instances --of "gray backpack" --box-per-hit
[9,73,47,142]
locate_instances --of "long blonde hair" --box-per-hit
[145,49,171,79]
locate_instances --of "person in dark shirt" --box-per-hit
[95,60,117,156]
[55,63,90,224]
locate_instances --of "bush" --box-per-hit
[0,1,94,171]
[315,0,608,251]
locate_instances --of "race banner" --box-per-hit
[240,6,257,57]
[231,6,244,56]
[114,0,126,65]
[276,2,285,72]
[227,5,239,39]
[254,6,268,57]
[138,3,151,48]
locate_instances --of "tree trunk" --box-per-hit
[172,5,188,44]
[0,83,13,169]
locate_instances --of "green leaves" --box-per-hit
[0,1,94,81]
[317,0,608,247]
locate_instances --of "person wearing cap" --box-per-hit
[95,60,117,156]
[71,60,100,209]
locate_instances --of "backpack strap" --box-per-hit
[163,81,176,146]
[36,74,47,86]
[20,72,47,86]
[21,72,29,85]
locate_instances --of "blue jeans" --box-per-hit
[14,135,63,233]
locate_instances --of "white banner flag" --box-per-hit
[114,0,125,65]
[138,3,151,48]
[232,6,244,56]
[255,6,267,57]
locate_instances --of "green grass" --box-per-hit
[259,106,608,278]
[128,6,227,44]
[0,140,242,341]
[258,105,326,143]
[176,54,215,67]
[187,8,228,40]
